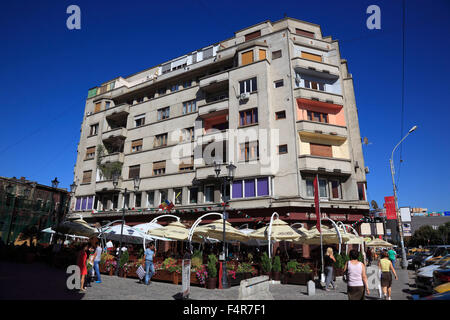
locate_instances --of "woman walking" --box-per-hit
[77,243,89,292]
[343,250,370,300]
[378,250,398,300]
[324,247,336,291]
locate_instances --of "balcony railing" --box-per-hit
[298,155,352,176]
[198,98,229,117]
[292,57,340,79]
[297,121,347,142]
[105,103,130,119]
[102,127,127,143]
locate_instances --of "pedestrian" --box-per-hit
[85,245,95,287]
[77,243,89,292]
[378,250,398,300]
[324,247,336,291]
[92,239,103,283]
[343,250,370,300]
[144,242,156,285]
[388,248,397,267]
[366,248,373,266]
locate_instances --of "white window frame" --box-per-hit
[204,185,215,203]
[147,191,155,207]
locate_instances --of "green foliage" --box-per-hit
[119,250,129,268]
[192,257,203,269]
[272,256,281,272]
[247,253,253,263]
[192,250,203,259]
[334,253,345,269]
[96,144,123,180]
[261,252,272,273]
[408,222,450,247]
[358,252,364,263]
[286,260,312,273]
[207,254,218,278]
[236,262,253,273]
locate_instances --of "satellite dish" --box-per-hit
[371,200,379,210]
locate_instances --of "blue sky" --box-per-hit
[0,0,449,211]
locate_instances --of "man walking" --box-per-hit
[144,243,156,285]
[388,248,397,268]
[92,239,103,283]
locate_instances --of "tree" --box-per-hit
[409,224,446,247]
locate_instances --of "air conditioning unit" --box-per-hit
[239,92,250,101]
[86,112,92,116]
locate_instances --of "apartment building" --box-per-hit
[70,17,370,234]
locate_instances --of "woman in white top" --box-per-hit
[343,249,370,300]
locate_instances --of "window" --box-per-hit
[296,28,315,38]
[174,188,182,205]
[301,51,322,62]
[82,170,92,184]
[232,180,243,199]
[189,187,198,204]
[180,127,194,142]
[257,177,270,196]
[274,79,284,88]
[204,185,215,203]
[154,133,168,148]
[135,193,142,208]
[182,100,197,114]
[239,141,259,162]
[304,80,325,91]
[306,179,314,197]
[131,139,143,153]
[319,179,328,198]
[147,191,155,207]
[89,123,99,136]
[134,114,145,127]
[105,101,111,109]
[183,80,192,88]
[272,50,282,60]
[239,108,258,126]
[278,144,288,154]
[94,102,102,113]
[85,146,95,160]
[357,182,366,201]
[157,107,170,120]
[239,77,257,94]
[241,50,254,66]
[171,84,179,92]
[244,179,256,197]
[307,111,328,123]
[275,111,286,120]
[331,180,341,199]
[153,161,166,176]
[128,165,140,179]
[245,30,261,41]
[159,190,168,204]
[310,143,332,157]
[179,157,194,171]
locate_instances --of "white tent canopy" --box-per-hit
[100,224,164,244]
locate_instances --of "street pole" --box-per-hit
[389,126,417,269]
[115,188,127,276]
[222,177,229,289]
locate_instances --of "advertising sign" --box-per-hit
[360,223,371,235]
[400,207,411,222]
[384,196,397,220]
[182,259,191,299]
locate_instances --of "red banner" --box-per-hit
[313,175,321,232]
[384,196,397,220]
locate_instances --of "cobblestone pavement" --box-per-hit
[0,261,413,300]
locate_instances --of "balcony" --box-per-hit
[298,155,352,176]
[199,72,229,93]
[95,179,122,192]
[105,103,130,120]
[102,127,127,145]
[99,152,124,165]
[297,121,347,142]
[292,57,340,80]
[198,98,229,118]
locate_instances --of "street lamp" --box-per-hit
[390,125,417,269]
[112,172,140,276]
[213,161,236,289]
[51,177,59,189]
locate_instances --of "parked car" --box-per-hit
[412,252,432,270]
[432,261,450,288]
[433,282,450,294]
[418,291,450,300]
[425,246,450,266]
[415,255,450,293]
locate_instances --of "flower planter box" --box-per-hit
[190,272,202,286]
[282,272,314,285]
[152,270,180,285]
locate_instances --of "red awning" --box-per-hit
[296,98,342,112]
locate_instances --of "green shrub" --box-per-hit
[207,254,218,278]
[119,250,129,268]
[358,252,364,263]
[261,252,272,273]
[334,253,345,269]
[272,256,281,272]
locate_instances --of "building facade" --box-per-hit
[69,18,370,240]
[0,176,70,244]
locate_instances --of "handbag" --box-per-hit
[136,265,146,280]
[343,262,349,282]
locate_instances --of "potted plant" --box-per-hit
[105,259,117,276]
[195,265,208,287]
[119,251,129,277]
[261,252,272,279]
[283,260,314,285]
[334,253,345,277]
[272,256,281,281]
[206,254,218,289]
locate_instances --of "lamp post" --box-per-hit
[51,177,59,189]
[214,161,236,289]
[112,172,140,276]
[390,125,417,269]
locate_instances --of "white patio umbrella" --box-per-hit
[133,222,164,234]
[250,218,301,241]
[239,228,268,246]
[366,238,394,248]
[55,218,98,238]
[194,219,249,242]
[101,224,155,244]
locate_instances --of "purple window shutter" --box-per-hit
[75,198,81,211]
[232,180,243,198]
[257,177,269,196]
[81,197,87,210]
[87,196,93,210]
[244,179,256,197]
